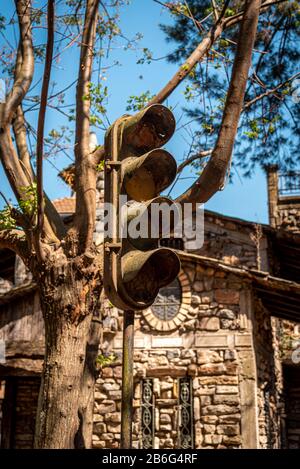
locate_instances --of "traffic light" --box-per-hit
[104,104,180,311]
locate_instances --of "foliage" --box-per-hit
[19,183,38,218]
[83,83,109,128]
[0,206,16,230]
[96,352,117,369]
[161,0,300,176]
[0,183,38,230]
[136,47,153,65]
[126,91,155,112]
[96,160,105,172]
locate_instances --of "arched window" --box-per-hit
[151,277,181,321]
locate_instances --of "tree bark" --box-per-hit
[34,253,102,449]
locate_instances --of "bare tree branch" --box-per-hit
[0,128,33,202]
[244,72,300,110]
[177,0,262,205]
[13,105,34,180]
[211,0,219,22]
[12,105,67,240]
[73,0,100,253]
[148,0,288,106]
[147,21,224,106]
[36,0,55,247]
[4,0,34,123]
[224,0,288,29]
[67,0,287,177]
[0,1,35,215]
[177,149,213,174]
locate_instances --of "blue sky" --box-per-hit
[0,0,269,224]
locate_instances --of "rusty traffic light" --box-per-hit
[104,104,180,310]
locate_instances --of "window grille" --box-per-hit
[141,379,155,449]
[178,377,194,449]
[151,277,181,321]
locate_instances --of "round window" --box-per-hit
[151,277,181,321]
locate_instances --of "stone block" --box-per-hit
[195,334,228,348]
[197,350,222,364]
[94,391,107,401]
[93,414,104,422]
[200,292,214,304]
[218,309,235,320]
[198,363,226,375]
[167,350,180,360]
[204,434,222,445]
[224,350,238,361]
[194,397,200,421]
[93,422,106,434]
[202,405,239,416]
[218,414,241,424]
[101,367,113,378]
[160,414,171,424]
[193,281,204,292]
[214,279,227,288]
[160,424,172,431]
[213,394,240,405]
[217,424,239,436]
[107,424,121,433]
[199,375,238,385]
[201,415,218,424]
[222,435,242,446]
[200,395,211,406]
[198,317,220,331]
[101,433,114,440]
[108,390,122,399]
[225,363,239,375]
[92,441,106,449]
[195,386,215,396]
[113,366,122,378]
[204,277,214,290]
[101,382,120,392]
[216,385,239,394]
[104,413,121,424]
[98,401,116,414]
[191,295,201,306]
[203,424,216,434]
[215,290,240,305]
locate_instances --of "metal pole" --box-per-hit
[121,309,134,449]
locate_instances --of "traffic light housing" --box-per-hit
[104,104,180,311]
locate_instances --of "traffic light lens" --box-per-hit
[121,248,180,308]
[123,149,177,201]
[123,104,176,154]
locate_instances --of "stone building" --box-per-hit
[0,168,300,449]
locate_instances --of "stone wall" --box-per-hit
[92,260,263,449]
[252,299,281,448]
[275,199,300,233]
[266,165,300,233]
[189,211,269,271]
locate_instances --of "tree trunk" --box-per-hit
[34,255,102,449]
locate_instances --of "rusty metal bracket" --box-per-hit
[105,160,122,172]
[104,242,121,252]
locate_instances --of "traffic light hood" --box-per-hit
[122,149,177,201]
[122,104,176,156]
[120,248,180,308]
